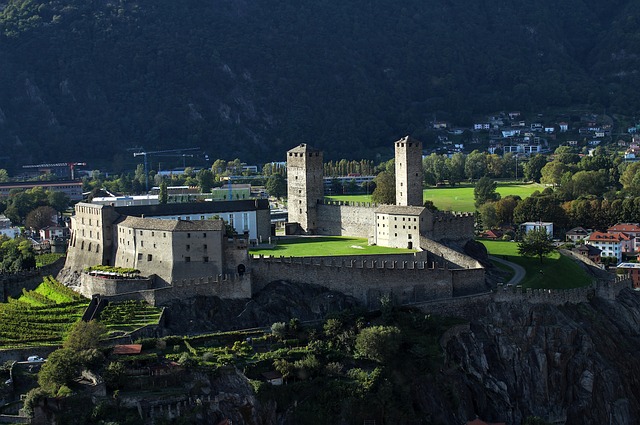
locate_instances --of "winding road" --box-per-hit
[489,255,526,286]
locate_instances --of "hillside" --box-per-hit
[0,0,639,170]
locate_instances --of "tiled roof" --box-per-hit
[376,205,426,215]
[608,223,640,233]
[588,231,629,242]
[117,216,224,232]
[112,344,143,355]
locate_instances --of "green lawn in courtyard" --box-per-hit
[249,236,416,257]
[325,182,545,212]
[480,240,592,289]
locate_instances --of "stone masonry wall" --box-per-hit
[78,274,154,298]
[0,258,65,302]
[419,236,482,269]
[428,212,475,242]
[316,202,376,238]
[250,255,461,308]
[105,274,252,306]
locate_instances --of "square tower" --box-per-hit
[287,144,324,233]
[395,136,423,206]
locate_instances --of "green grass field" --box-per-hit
[249,236,416,257]
[326,182,545,212]
[480,240,593,289]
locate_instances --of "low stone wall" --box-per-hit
[106,274,252,306]
[419,237,482,269]
[79,274,154,298]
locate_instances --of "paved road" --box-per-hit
[489,255,526,286]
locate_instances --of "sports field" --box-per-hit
[480,240,592,289]
[326,182,545,212]
[249,236,416,257]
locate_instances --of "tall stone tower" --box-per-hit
[395,135,423,206]
[287,144,324,233]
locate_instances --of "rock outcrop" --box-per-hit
[439,288,640,424]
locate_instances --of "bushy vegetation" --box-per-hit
[84,265,140,276]
[35,253,65,268]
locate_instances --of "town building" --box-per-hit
[607,223,640,252]
[587,232,631,262]
[0,181,83,201]
[521,221,554,236]
[565,227,590,243]
[616,262,640,288]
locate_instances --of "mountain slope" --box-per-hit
[0,0,637,170]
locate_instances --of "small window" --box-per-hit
[185,257,191,263]
[138,253,142,260]
[203,244,207,250]
[203,256,209,263]
[408,234,412,239]
[163,233,166,237]
[148,254,152,261]
[141,241,144,247]
[151,231,154,236]
[140,230,143,235]
[186,244,190,251]
[187,233,191,238]
[203,233,206,237]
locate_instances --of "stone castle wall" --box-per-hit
[0,258,65,302]
[105,273,252,306]
[250,254,485,308]
[419,236,481,269]
[427,211,475,242]
[316,201,377,238]
[79,274,154,298]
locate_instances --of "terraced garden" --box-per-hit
[0,277,164,348]
[100,300,164,337]
[0,276,89,348]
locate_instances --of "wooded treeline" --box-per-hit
[0,0,639,171]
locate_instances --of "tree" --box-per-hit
[63,320,107,351]
[159,180,168,204]
[524,154,547,182]
[540,161,566,187]
[446,153,465,185]
[265,174,286,198]
[518,227,555,264]
[371,170,395,204]
[354,325,401,363]
[495,195,520,225]
[0,169,9,182]
[197,169,214,193]
[464,150,487,181]
[474,176,500,208]
[47,190,69,212]
[38,348,79,394]
[478,202,498,230]
[25,205,57,230]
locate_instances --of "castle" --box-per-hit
[285,136,475,247]
[60,137,488,308]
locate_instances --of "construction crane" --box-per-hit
[133,148,200,191]
[22,162,86,179]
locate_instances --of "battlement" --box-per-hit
[493,275,630,304]
[318,199,379,208]
[251,254,448,270]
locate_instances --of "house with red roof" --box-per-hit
[588,232,631,262]
[608,223,640,252]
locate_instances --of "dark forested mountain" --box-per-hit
[0,0,639,170]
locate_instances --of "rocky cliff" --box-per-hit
[438,288,640,424]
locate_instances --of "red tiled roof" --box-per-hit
[608,223,640,233]
[112,344,143,355]
[589,231,629,242]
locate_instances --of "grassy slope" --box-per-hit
[250,236,415,257]
[480,240,592,289]
[326,182,545,212]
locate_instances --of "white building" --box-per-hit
[521,221,554,236]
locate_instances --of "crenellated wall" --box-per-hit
[79,274,154,298]
[250,254,486,308]
[316,201,376,238]
[426,211,475,242]
[104,273,251,306]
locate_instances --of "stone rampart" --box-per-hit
[428,211,475,242]
[316,202,376,238]
[419,236,482,269]
[79,274,154,298]
[0,258,65,302]
[250,255,475,308]
[105,274,252,306]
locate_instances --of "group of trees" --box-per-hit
[0,236,35,272]
[0,187,68,228]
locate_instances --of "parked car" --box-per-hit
[27,356,45,363]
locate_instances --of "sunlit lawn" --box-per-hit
[480,240,593,289]
[249,236,416,257]
[326,182,545,212]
